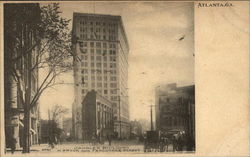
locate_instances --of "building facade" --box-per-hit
[82,90,113,141]
[130,120,142,139]
[155,84,195,145]
[72,13,130,139]
[4,3,40,149]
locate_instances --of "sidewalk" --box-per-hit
[5,144,51,153]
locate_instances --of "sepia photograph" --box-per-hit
[3,1,194,154]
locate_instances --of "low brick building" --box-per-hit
[82,90,114,141]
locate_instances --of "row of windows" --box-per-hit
[80,55,117,61]
[163,117,186,127]
[80,27,116,34]
[79,21,117,27]
[79,48,116,56]
[81,89,118,95]
[79,33,116,41]
[81,69,117,74]
[80,62,117,68]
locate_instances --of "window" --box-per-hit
[110,76,116,81]
[84,76,88,81]
[97,89,102,94]
[81,55,88,60]
[96,49,101,55]
[103,43,107,48]
[79,42,83,47]
[96,42,101,48]
[103,56,107,61]
[103,63,107,67]
[104,83,107,87]
[91,56,94,60]
[97,76,102,81]
[110,63,116,68]
[90,42,94,47]
[82,89,85,94]
[110,83,117,88]
[91,82,95,87]
[103,50,107,56]
[91,63,95,67]
[81,69,88,74]
[109,50,113,55]
[96,56,101,61]
[80,48,87,54]
[91,69,95,74]
[91,76,95,80]
[97,82,102,87]
[96,28,100,32]
[111,89,117,94]
[96,63,101,67]
[81,62,87,67]
[104,76,107,81]
[84,83,88,88]
[104,90,108,94]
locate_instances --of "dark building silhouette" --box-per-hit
[4,3,41,149]
[82,90,114,141]
[155,83,195,148]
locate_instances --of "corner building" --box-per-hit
[155,83,195,150]
[72,13,130,140]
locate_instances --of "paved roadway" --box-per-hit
[5,140,180,154]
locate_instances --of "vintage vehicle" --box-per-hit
[144,131,161,152]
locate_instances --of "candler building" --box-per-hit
[72,13,130,140]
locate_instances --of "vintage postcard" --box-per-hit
[0,1,249,156]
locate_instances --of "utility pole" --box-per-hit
[150,105,153,131]
[148,105,155,131]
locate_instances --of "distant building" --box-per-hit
[82,90,114,141]
[155,83,195,141]
[62,118,72,137]
[130,120,142,138]
[72,13,130,139]
[138,119,150,133]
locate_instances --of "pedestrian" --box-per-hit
[107,134,112,146]
[165,137,169,152]
[178,135,183,151]
[91,133,96,145]
[172,135,178,152]
[48,136,54,149]
[10,137,17,154]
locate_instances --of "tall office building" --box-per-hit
[72,13,130,140]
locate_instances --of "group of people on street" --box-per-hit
[48,135,58,149]
[90,132,113,146]
[172,133,187,151]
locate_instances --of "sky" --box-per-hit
[39,2,194,122]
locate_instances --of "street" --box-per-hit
[5,140,179,154]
